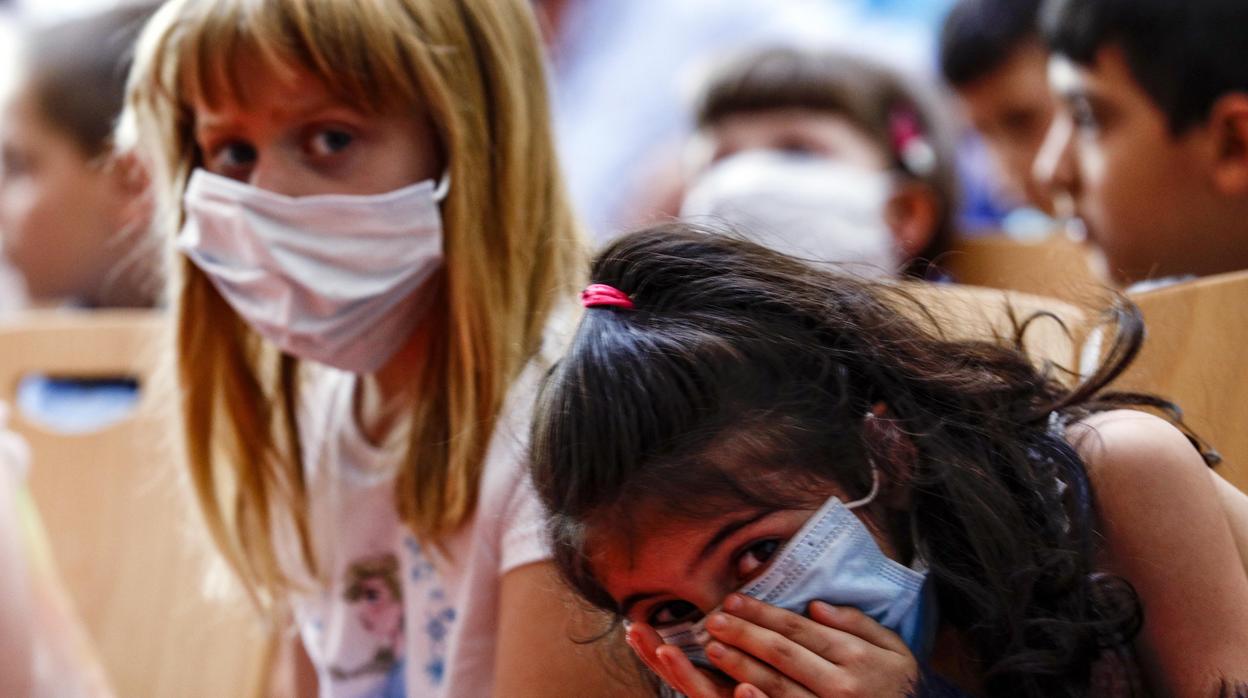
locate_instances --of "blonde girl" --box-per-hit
[122,1,643,695]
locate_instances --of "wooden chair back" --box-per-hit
[0,310,269,698]
[943,233,1107,304]
[1115,272,1248,491]
[894,282,1090,377]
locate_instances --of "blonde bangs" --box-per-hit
[154,0,426,116]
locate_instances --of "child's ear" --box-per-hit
[1208,93,1248,197]
[883,182,939,258]
[109,151,149,198]
[108,151,153,226]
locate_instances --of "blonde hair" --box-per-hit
[124,0,584,611]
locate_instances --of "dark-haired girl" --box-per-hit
[530,224,1248,697]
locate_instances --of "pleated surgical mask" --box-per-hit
[178,168,449,374]
[653,467,935,670]
[680,150,901,277]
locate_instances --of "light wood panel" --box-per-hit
[893,282,1090,378]
[0,310,269,698]
[1116,271,1248,492]
[943,233,1108,304]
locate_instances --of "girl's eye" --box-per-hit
[1070,99,1100,133]
[776,140,820,158]
[0,147,31,179]
[307,129,355,158]
[206,141,257,176]
[647,600,699,627]
[734,538,782,580]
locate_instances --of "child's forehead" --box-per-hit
[186,49,316,110]
[584,506,739,577]
[705,108,890,168]
[181,46,394,121]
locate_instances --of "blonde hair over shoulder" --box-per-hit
[123,0,585,611]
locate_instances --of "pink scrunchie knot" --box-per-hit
[581,284,634,310]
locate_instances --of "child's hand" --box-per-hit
[625,620,734,698]
[626,594,919,698]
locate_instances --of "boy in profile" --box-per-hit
[1036,0,1248,285]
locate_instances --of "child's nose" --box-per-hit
[248,156,313,198]
[1032,115,1079,209]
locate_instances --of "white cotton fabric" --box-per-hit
[279,318,569,698]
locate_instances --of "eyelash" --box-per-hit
[304,127,356,158]
[199,124,359,176]
[643,537,785,627]
[1070,100,1100,130]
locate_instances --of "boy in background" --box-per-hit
[941,0,1056,215]
[1036,0,1248,285]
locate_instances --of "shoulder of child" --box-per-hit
[1066,409,1248,694]
[1064,408,1204,484]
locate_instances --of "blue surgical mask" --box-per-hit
[654,468,936,668]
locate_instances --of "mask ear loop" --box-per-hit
[433,171,452,202]
[848,403,888,510]
[845,458,881,510]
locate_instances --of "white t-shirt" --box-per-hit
[284,330,565,698]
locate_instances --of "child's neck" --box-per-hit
[352,280,440,447]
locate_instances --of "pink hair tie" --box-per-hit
[581,284,634,310]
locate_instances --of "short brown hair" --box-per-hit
[696,47,960,276]
[24,3,159,157]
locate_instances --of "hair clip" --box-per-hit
[581,284,634,310]
[888,106,936,178]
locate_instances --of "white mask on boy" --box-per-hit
[178,168,450,374]
[680,150,901,277]
[654,466,935,669]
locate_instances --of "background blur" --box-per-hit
[1,0,1005,263]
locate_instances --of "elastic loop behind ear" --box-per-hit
[846,459,881,509]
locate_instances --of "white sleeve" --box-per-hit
[497,468,551,576]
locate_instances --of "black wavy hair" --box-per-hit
[1041,0,1248,134]
[527,223,1222,696]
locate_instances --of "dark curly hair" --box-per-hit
[528,223,1218,696]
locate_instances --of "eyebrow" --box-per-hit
[194,98,364,134]
[688,509,776,575]
[614,509,777,619]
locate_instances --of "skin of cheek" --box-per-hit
[1073,121,1207,283]
[0,141,120,300]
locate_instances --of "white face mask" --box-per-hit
[177,169,449,374]
[680,151,901,277]
[651,467,935,670]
